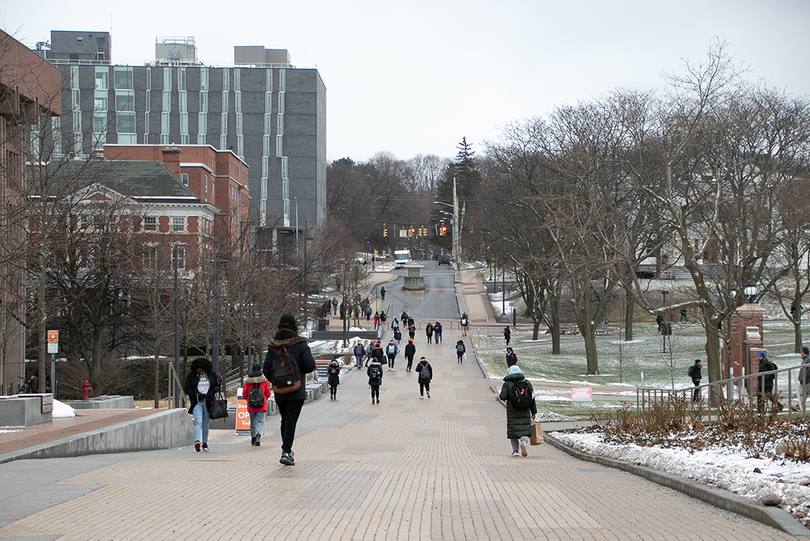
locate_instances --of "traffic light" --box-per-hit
[409,226,415,237]
[383,223,387,237]
[440,224,447,236]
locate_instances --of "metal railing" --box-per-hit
[636,363,808,421]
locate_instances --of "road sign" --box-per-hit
[48,330,59,343]
[570,387,593,401]
[47,343,58,354]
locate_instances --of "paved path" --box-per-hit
[0,327,796,539]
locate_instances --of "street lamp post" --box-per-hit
[173,244,180,408]
[661,290,669,354]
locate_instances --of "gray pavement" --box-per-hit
[0,265,804,539]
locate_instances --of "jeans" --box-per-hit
[510,436,529,453]
[192,399,209,444]
[249,410,265,439]
[355,355,363,367]
[420,382,430,396]
[276,399,305,454]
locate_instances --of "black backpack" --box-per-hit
[419,363,431,381]
[456,343,465,353]
[369,364,381,383]
[247,384,266,409]
[270,347,301,395]
[510,380,533,410]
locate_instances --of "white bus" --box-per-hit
[393,250,411,268]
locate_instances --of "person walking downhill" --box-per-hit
[688,359,702,402]
[369,341,385,367]
[373,311,380,331]
[505,347,517,367]
[405,339,416,372]
[394,327,402,346]
[242,363,272,446]
[797,346,810,412]
[386,339,399,371]
[391,317,399,334]
[408,323,416,341]
[263,314,316,467]
[425,322,434,344]
[416,357,433,399]
[434,321,443,344]
[328,359,341,400]
[504,326,511,346]
[455,339,466,363]
[460,313,469,337]
[353,342,366,368]
[380,311,387,328]
[380,286,386,301]
[184,357,220,453]
[367,354,384,404]
[499,365,537,457]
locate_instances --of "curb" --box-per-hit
[544,432,810,537]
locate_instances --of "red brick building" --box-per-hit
[102,144,250,253]
[0,30,61,394]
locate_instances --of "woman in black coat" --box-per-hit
[498,365,537,457]
[184,357,220,452]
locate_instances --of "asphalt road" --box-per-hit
[377,259,459,321]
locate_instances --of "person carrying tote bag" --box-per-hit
[184,357,222,453]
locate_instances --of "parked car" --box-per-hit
[438,253,452,265]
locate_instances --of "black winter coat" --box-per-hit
[184,358,220,414]
[262,329,316,402]
[499,373,537,439]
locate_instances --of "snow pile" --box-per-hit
[555,431,810,511]
[53,400,76,418]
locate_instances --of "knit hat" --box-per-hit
[694,359,701,364]
[278,314,298,332]
[508,365,522,375]
[409,339,413,343]
[757,351,766,358]
[252,363,261,371]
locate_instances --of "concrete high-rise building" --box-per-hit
[39,32,326,230]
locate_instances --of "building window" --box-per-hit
[143,246,158,268]
[94,92,107,111]
[200,67,209,91]
[172,216,185,232]
[181,173,189,186]
[277,114,283,136]
[278,91,284,114]
[114,67,133,90]
[144,216,157,231]
[276,135,283,157]
[95,67,108,90]
[172,245,187,270]
[163,68,172,91]
[178,67,186,91]
[279,69,286,92]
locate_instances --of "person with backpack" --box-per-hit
[353,342,366,368]
[364,304,373,322]
[243,363,272,446]
[373,311,380,331]
[386,340,399,371]
[434,321,443,344]
[369,341,385,367]
[455,340,466,363]
[184,357,221,453]
[498,365,537,457]
[328,359,341,400]
[416,357,433,399]
[460,313,469,336]
[425,322,434,344]
[380,286,386,301]
[262,314,316,466]
[367,354,384,404]
[394,328,402,346]
[756,351,783,413]
[380,311,387,328]
[404,339,416,372]
[391,317,399,333]
[408,323,416,341]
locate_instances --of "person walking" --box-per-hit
[394,328,402,346]
[332,298,338,315]
[505,347,517,367]
[263,314,316,466]
[242,363,272,446]
[184,357,220,453]
[408,323,416,341]
[455,339,466,363]
[391,317,399,333]
[796,346,810,411]
[386,339,399,371]
[425,322,434,344]
[400,310,409,323]
[373,311,380,330]
[504,326,511,346]
[364,304,372,322]
[416,357,433,399]
[460,313,469,336]
[380,286,386,301]
[756,351,782,413]
[404,339,416,372]
[328,359,341,400]
[380,311,387,328]
[687,359,702,402]
[498,365,537,457]
[367,354,384,404]
[353,342,366,368]
[434,321,443,344]
[369,341,385,367]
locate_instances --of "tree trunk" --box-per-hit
[583,323,599,375]
[624,291,634,342]
[154,352,161,409]
[550,296,560,355]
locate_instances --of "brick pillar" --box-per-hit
[161,146,182,180]
[724,303,766,379]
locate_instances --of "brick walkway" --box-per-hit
[0,325,796,540]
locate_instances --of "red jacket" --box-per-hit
[243,373,272,413]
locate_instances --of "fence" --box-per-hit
[636,363,808,421]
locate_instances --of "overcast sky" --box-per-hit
[3,1,809,163]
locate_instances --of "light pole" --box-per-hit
[661,290,669,354]
[173,244,180,408]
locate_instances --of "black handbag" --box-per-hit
[207,392,229,419]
